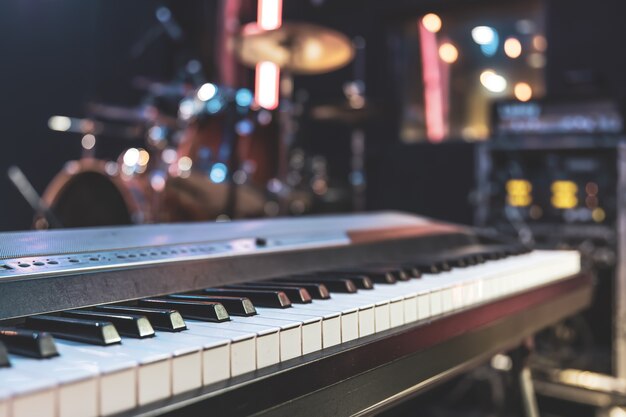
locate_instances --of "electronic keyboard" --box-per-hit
[0,212,591,417]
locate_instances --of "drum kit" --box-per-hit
[31,19,372,229]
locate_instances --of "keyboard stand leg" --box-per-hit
[519,365,540,417]
[511,340,540,417]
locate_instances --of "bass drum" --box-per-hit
[35,159,149,229]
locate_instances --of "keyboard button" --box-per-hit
[94,305,187,332]
[201,288,292,308]
[0,328,58,359]
[138,299,230,322]
[62,310,155,338]
[169,294,257,316]
[25,315,121,346]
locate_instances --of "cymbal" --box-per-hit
[236,23,354,75]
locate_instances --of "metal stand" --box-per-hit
[510,343,540,417]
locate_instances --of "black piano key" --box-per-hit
[276,276,358,293]
[307,273,374,289]
[226,284,312,304]
[0,327,59,359]
[139,299,230,322]
[94,305,187,332]
[0,341,10,367]
[364,266,413,281]
[399,265,422,279]
[25,315,121,346]
[202,289,292,309]
[169,294,257,317]
[323,269,396,284]
[62,310,155,339]
[257,281,331,299]
[419,258,453,273]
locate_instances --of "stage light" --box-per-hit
[150,171,166,192]
[504,37,522,58]
[210,163,228,183]
[438,42,458,63]
[48,116,72,132]
[197,83,217,101]
[81,134,96,150]
[471,26,495,45]
[533,35,547,52]
[255,61,280,110]
[178,99,196,120]
[514,82,533,102]
[235,88,254,107]
[258,0,282,30]
[480,70,507,93]
[506,179,532,207]
[123,148,140,167]
[592,208,606,223]
[206,99,224,114]
[177,156,193,172]
[421,13,442,33]
[138,149,150,166]
[419,21,445,142]
[551,180,578,209]
[586,182,599,196]
[162,148,177,164]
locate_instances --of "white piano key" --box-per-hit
[298,295,374,338]
[0,389,8,417]
[9,355,98,417]
[231,316,302,361]
[121,336,202,396]
[138,330,230,388]
[53,343,137,416]
[254,309,323,354]
[288,306,341,348]
[294,302,359,342]
[187,320,280,369]
[417,292,431,319]
[183,323,256,376]
[0,367,57,417]
[56,339,171,407]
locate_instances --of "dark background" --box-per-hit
[1,0,625,231]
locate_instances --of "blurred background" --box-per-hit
[3,0,626,415]
[2,0,625,231]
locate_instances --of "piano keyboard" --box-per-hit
[0,245,580,417]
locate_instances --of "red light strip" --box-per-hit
[419,21,445,142]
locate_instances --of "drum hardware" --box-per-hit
[235,22,355,214]
[307,36,371,211]
[235,22,355,75]
[7,166,62,229]
[39,17,361,226]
